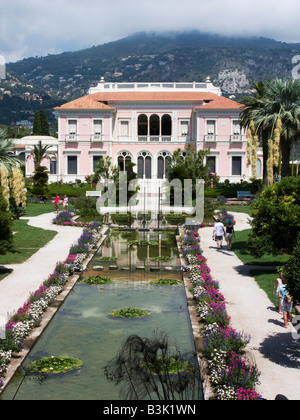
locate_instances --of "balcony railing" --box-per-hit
[65,134,104,143]
[204,134,217,142]
[231,134,243,142]
[138,136,172,142]
[90,134,103,143]
[65,134,78,142]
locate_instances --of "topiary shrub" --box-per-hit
[0,187,14,255]
[248,177,300,257]
[283,234,300,303]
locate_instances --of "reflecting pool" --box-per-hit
[1,230,201,400]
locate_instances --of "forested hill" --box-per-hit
[2,31,300,126]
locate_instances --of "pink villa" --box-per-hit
[18,78,263,186]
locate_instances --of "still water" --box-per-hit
[1,230,200,400]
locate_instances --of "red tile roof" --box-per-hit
[194,96,243,110]
[54,94,116,111]
[55,91,242,111]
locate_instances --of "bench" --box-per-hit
[237,191,253,199]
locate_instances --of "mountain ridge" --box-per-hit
[1,30,300,126]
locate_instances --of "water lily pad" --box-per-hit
[149,278,183,286]
[28,356,82,374]
[109,307,151,318]
[79,276,113,285]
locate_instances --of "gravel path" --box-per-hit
[200,212,300,400]
[0,212,83,327]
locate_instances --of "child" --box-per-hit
[278,278,293,328]
[273,272,283,314]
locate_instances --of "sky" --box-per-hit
[1,0,300,63]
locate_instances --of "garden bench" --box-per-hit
[237,191,252,199]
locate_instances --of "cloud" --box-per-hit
[1,0,300,62]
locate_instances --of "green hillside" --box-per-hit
[2,31,300,126]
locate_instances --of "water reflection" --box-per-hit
[0,229,200,401]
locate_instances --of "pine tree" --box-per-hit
[39,110,50,136]
[33,111,42,135]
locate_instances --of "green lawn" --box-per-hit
[218,204,252,215]
[250,269,279,309]
[233,229,291,313]
[25,202,74,217]
[25,202,56,217]
[0,219,57,265]
[232,229,289,266]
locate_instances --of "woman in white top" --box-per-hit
[63,195,69,211]
[273,272,283,314]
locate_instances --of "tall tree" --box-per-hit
[240,79,300,182]
[39,110,50,136]
[239,81,271,185]
[32,110,50,136]
[167,145,210,200]
[32,111,42,135]
[0,187,14,255]
[31,140,53,166]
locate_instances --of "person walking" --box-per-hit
[273,271,283,314]
[54,194,60,214]
[225,219,235,250]
[277,277,293,328]
[213,218,225,249]
[63,195,69,211]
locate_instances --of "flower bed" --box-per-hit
[180,228,261,400]
[52,211,101,228]
[0,223,102,386]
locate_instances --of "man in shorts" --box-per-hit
[54,194,60,214]
[213,218,225,249]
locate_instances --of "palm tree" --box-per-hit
[240,81,273,185]
[262,78,300,178]
[31,140,54,166]
[0,128,23,169]
[239,79,300,181]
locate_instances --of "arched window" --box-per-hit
[138,152,152,179]
[150,114,160,136]
[138,115,148,136]
[157,151,172,179]
[117,151,132,173]
[161,115,172,136]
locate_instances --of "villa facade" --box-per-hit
[16,79,263,185]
